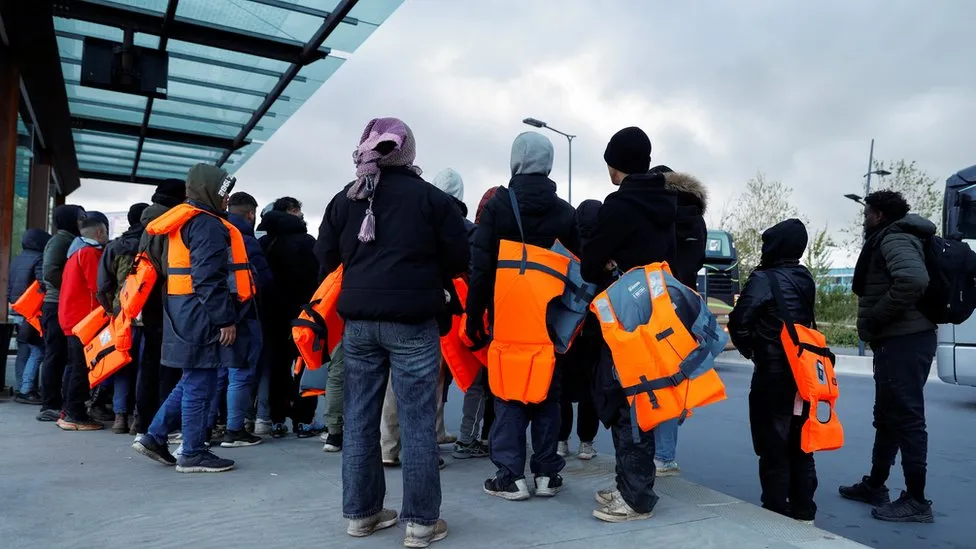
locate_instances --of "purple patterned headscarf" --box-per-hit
[348,117,422,242]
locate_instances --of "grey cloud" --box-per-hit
[74,0,976,262]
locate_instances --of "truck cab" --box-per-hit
[937,164,976,386]
[697,229,740,348]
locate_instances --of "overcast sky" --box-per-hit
[72,0,976,265]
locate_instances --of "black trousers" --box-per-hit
[63,336,91,419]
[870,330,936,496]
[268,331,316,427]
[489,369,564,484]
[559,396,599,442]
[135,328,180,429]
[610,405,659,513]
[749,371,817,521]
[39,302,68,411]
[481,383,495,441]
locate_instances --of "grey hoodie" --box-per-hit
[510,131,554,176]
[186,163,232,211]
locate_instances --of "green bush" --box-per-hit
[820,323,860,348]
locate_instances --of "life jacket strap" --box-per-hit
[292,300,329,357]
[89,345,117,371]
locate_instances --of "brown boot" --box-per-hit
[112,414,129,434]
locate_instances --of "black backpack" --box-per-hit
[918,234,976,324]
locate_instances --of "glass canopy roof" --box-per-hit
[54,0,403,185]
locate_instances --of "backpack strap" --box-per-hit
[763,271,833,361]
[506,186,529,274]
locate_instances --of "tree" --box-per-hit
[724,172,801,278]
[842,159,942,255]
[804,225,835,289]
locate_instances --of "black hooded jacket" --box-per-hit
[664,172,708,289]
[97,223,144,313]
[8,229,51,304]
[728,219,816,374]
[580,173,677,286]
[42,204,85,303]
[258,210,320,334]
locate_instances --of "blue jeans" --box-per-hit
[212,319,262,431]
[147,368,218,458]
[654,418,679,462]
[17,343,43,395]
[248,340,271,422]
[113,327,144,414]
[342,319,441,526]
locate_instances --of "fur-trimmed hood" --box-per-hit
[664,172,707,213]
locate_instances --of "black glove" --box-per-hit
[466,314,490,351]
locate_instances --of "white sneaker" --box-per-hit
[319,431,330,443]
[347,508,398,537]
[593,493,653,523]
[595,485,618,505]
[253,419,272,436]
[557,440,569,457]
[534,474,563,497]
[404,519,448,548]
[654,459,680,477]
[578,441,597,460]
[173,443,183,457]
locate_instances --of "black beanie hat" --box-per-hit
[604,127,652,175]
[152,178,186,208]
[649,165,673,174]
[128,202,150,227]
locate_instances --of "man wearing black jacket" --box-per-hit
[728,219,818,524]
[467,131,580,502]
[581,126,677,523]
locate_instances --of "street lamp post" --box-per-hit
[842,138,892,356]
[522,117,576,205]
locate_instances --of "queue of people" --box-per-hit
[4,117,939,549]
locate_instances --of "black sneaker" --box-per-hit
[270,423,289,439]
[57,415,104,431]
[452,440,489,459]
[132,435,178,466]
[872,491,934,523]
[322,433,343,453]
[534,474,563,497]
[88,406,114,422]
[36,408,60,422]
[221,429,263,448]
[839,476,891,506]
[483,476,531,501]
[176,450,235,473]
[295,422,326,439]
[13,392,42,405]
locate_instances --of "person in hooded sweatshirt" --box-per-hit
[580,126,677,523]
[648,164,709,477]
[96,202,149,434]
[839,190,937,523]
[467,131,581,502]
[315,117,468,546]
[57,212,110,431]
[36,204,86,422]
[257,196,323,439]
[557,199,602,461]
[133,180,186,439]
[728,219,818,524]
[8,228,52,404]
[132,163,243,474]
[208,191,274,448]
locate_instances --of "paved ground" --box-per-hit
[558,361,975,549]
[0,366,866,549]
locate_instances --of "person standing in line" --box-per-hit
[36,205,85,422]
[580,127,677,522]
[729,218,818,524]
[839,190,937,523]
[315,117,468,546]
[8,228,51,404]
[557,199,603,461]
[132,164,247,473]
[257,196,324,439]
[648,164,709,477]
[467,132,580,501]
[57,212,110,431]
[96,202,150,434]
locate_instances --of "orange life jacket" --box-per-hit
[487,187,597,404]
[11,279,45,335]
[764,272,844,453]
[292,265,344,371]
[145,203,254,303]
[591,263,728,440]
[440,277,485,393]
[70,306,133,388]
[118,252,158,319]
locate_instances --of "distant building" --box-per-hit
[101,211,132,240]
[823,267,854,292]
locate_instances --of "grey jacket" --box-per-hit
[854,214,936,342]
